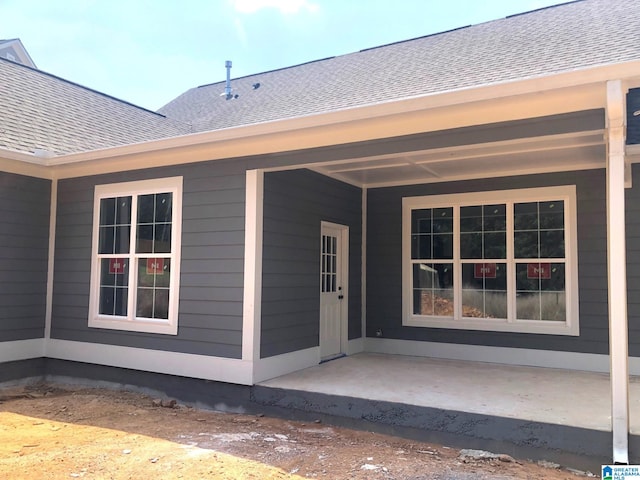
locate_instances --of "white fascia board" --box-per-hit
[0,149,52,179]
[44,61,640,179]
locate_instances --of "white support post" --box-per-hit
[242,170,264,372]
[606,79,630,464]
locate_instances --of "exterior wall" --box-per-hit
[0,172,51,342]
[628,88,640,145]
[51,160,247,358]
[367,169,609,354]
[626,163,640,357]
[261,169,362,358]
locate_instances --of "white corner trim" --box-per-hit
[0,339,46,363]
[44,178,57,340]
[364,337,612,373]
[361,187,367,344]
[46,339,253,385]
[253,347,320,383]
[242,170,264,362]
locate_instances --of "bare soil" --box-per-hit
[0,384,593,479]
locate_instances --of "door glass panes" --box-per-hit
[460,204,506,259]
[516,262,565,320]
[461,263,507,318]
[99,258,129,316]
[411,208,453,259]
[514,200,564,258]
[136,193,173,254]
[98,196,131,254]
[321,234,337,293]
[136,258,171,319]
[412,263,454,316]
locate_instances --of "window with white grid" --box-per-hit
[88,177,182,335]
[402,186,578,335]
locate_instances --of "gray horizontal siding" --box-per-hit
[628,89,640,145]
[261,169,362,358]
[367,170,609,355]
[626,164,640,357]
[51,160,247,358]
[0,172,50,341]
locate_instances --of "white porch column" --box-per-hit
[606,79,630,464]
[242,169,264,370]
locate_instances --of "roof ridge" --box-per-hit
[360,0,581,53]
[0,56,168,118]
[506,0,583,18]
[358,25,472,53]
[194,0,582,90]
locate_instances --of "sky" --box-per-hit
[1,0,564,111]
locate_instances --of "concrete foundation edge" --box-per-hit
[0,358,617,472]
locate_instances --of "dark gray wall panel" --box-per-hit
[628,89,640,145]
[0,358,46,383]
[625,164,640,356]
[51,159,249,358]
[261,169,362,358]
[367,170,609,354]
[0,172,50,341]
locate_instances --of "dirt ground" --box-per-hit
[0,383,594,480]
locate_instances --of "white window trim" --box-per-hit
[402,185,579,336]
[88,176,183,335]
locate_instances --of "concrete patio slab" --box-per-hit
[259,353,617,431]
[253,352,640,469]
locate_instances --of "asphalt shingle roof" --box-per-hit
[159,0,640,133]
[2,0,639,157]
[0,59,190,155]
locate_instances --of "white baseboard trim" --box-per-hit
[9,337,639,385]
[630,357,640,376]
[0,339,45,362]
[365,337,613,374]
[253,347,319,383]
[46,339,254,385]
[347,337,364,355]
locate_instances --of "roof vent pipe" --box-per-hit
[225,60,232,100]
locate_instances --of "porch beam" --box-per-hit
[606,79,630,464]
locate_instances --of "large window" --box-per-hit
[402,186,578,335]
[89,177,183,335]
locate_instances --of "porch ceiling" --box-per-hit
[311,130,606,188]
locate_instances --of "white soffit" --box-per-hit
[311,130,606,187]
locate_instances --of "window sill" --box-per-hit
[89,316,178,335]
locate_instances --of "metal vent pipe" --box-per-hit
[225,60,232,99]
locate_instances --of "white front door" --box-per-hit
[319,222,348,360]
